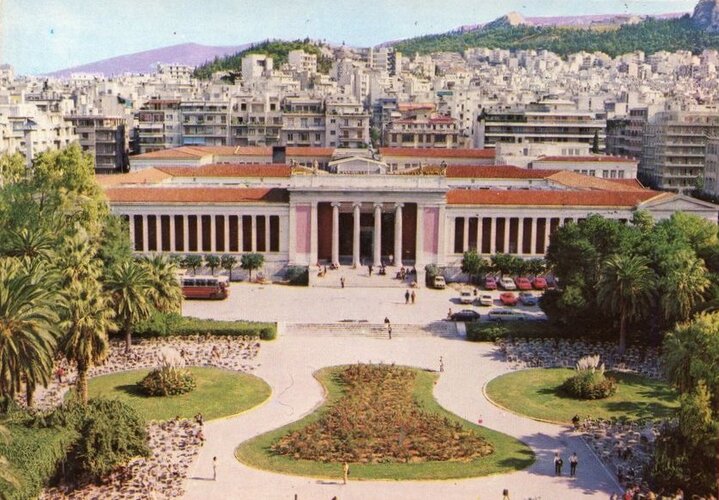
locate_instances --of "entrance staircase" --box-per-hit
[281,321,458,339]
[309,264,423,289]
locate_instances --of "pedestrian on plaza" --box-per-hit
[411,290,416,304]
[439,356,444,372]
[55,366,65,384]
[384,316,390,326]
[502,488,510,500]
[569,451,578,477]
[368,265,373,276]
[388,325,392,340]
[340,277,345,288]
[554,452,563,476]
[447,308,453,320]
[405,289,410,304]
[212,456,217,481]
[342,462,350,484]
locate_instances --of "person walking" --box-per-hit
[212,456,217,481]
[569,452,578,477]
[502,489,510,500]
[439,356,444,372]
[405,289,410,304]
[342,462,350,484]
[411,290,416,304]
[368,265,373,276]
[388,325,392,340]
[340,277,345,288]
[554,452,563,476]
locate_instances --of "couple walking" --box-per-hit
[554,451,578,477]
[404,289,416,304]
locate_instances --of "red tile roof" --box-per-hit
[534,155,638,163]
[545,171,646,192]
[447,189,660,207]
[286,147,335,157]
[131,146,226,160]
[229,146,272,157]
[380,147,495,159]
[156,164,291,178]
[105,187,289,204]
[446,165,559,179]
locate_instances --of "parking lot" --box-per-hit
[182,281,547,324]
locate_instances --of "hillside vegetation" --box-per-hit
[193,39,332,79]
[393,16,719,58]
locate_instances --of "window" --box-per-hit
[618,171,625,179]
[287,133,294,141]
[602,170,609,178]
[315,133,321,141]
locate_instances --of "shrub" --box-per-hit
[65,399,150,482]
[466,324,508,342]
[285,266,309,286]
[465,321,559,342]
[138,366,196,397]
[133,312,277,340]
[425,264,439,287]
[560,356,617,400]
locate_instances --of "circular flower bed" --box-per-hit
[138,366,196,397]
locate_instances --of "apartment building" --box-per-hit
[288,50,318,74]
[281,97,326,147]
[640,109,719,192]
[134,99,182,154]
[384,115,460,149]
[180,101,230,146]
[325,97,370,148]
[476,99,606,151]
[242,55,274,82]
[229,94,282,146]
[704,137,719,197]
[64,115,127,173]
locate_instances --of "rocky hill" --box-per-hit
[693,0,719,31]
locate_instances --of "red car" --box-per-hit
[532,276,547,290]
[499,292,518,306]
[484,276,497,290]
[514,277,532,291]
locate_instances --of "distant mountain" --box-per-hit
[482,12,531,31]
[693,0,719,31]
[46,43,252,78]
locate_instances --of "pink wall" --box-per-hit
[295,205,311,255]
[423,207,439,255]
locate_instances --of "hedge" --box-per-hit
[134,312,277,340]
[465,321,561,342]
[0,420,77,499]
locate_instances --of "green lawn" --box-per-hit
[235,366,534,480]
[486,368,679,424]
[79,367,271,421]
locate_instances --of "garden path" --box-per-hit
[184,333,622,500]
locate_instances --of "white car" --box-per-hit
[488,309,526,322]
[478,294,493,306]
[459,290,474,304]
[499,276,517,290]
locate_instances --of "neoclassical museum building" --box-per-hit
[100,146,719,279]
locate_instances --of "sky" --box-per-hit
[1,0,699,75]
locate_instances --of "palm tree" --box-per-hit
[55,228,98,285]
[0,259,60,406]
[660,250,710,324]
[59,280,115,405]
[597,254,656,355]
[104,260,152,352]
[141,255,183,313]
[3,227,55,260]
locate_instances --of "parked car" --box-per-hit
[519,292,539,306]
[499,276,517,290]
[546,275,558,290]
[459,289,474,304]
[484,276,497,290]
[488,309,526,322]
[532,276,547,290]
[450,309,481,322]
[499,292,518,306]
[478,294,493,306]
[515,277,532,290]
[433,276,446,289]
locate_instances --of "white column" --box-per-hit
[489,216,496,255]
[238,215,244,252]
[415,205,424,266]
[373,203,382,267]
[264,216,271,253]
[476,217,482,254]
[502,217,510,255]
[224,215,230,253]
[544,218,551,252]
[352,203,361,268]
[210,215,217,253]
[331,203,340,266]
[251,215,257,252]
[183,215,189,253]
[310,202,318,265]
[288,207,297,262]
[462,216,469,254]
[142,215,149,253]
[394,203,403,267]
[155,215,161,252]
[517,217,524,255]
[128,215,136,252]
[170,215,176,252]
[530,217,537,256]
[196,215,202,253]
[437,204,447,265]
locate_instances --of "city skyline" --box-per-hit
[3,0,697,75]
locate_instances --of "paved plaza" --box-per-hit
[180,282,620,500]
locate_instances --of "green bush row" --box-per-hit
[134,312,277,340]
[465,321,561,342]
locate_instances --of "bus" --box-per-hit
[180,275,230,300]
